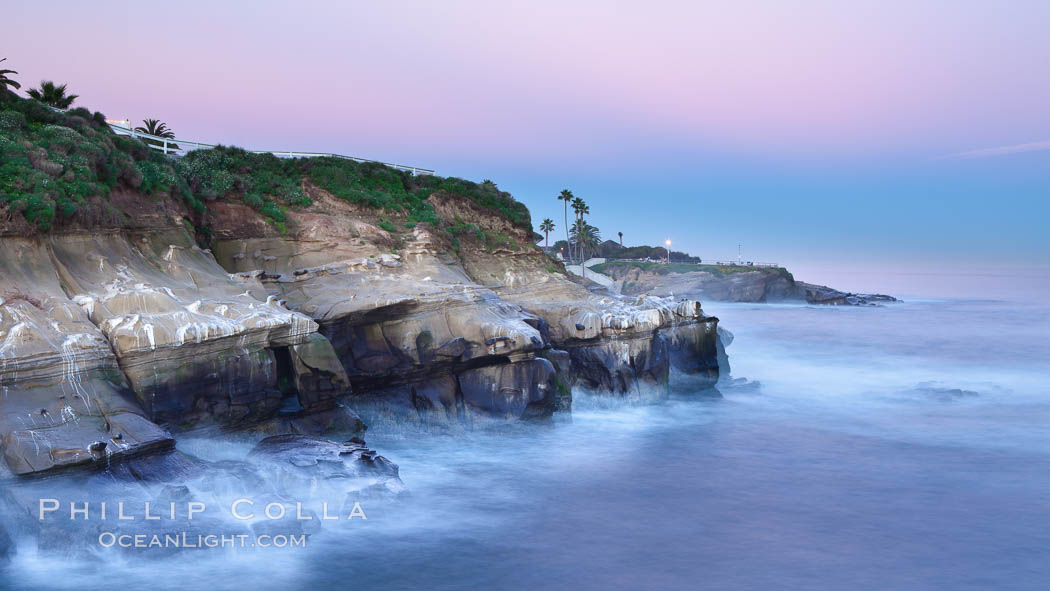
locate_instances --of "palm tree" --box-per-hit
[135,119,176,138]
[580,223,601,260]
[570,197,588,262]
[0,59,20,95]
[570,196,584,219]
[539,218,555,247]
[557,190,573,262]
[618,231,623,247]
[134,119,180,152]
[27,80,78,108]
[571,220,602,278]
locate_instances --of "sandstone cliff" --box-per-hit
[599,262,895,305]
[0,95,726,477]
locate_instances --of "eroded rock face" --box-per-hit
[488,265,721,396]
[0,238,172,475]
[205,192,724,427]
[211,203,558,426]
[0,184,727,475]
[0,226,356,475]
[51,230,325,427]
[428,195,724,396]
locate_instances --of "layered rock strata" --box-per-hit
[0,238,172,475]
[1,188,725,476]
[208,191,724,428]
[0,226,355,475]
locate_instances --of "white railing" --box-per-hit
[564,264,616,288]
[706,260,780,268]
[602,257,780,268]
[106,123,435,175]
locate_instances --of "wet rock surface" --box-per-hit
[249,434,405,497]
[0,188,726,477]
[0,238,173,475]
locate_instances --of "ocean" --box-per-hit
[5,272,1048,590]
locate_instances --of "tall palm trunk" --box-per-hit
[563,200,570,263]
[580,237,586,278]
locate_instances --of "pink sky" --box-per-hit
[6,1,1049,278]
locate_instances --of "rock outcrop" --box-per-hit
[0,171,725,477]
[204,189,725,428]
[0,224,358,475]
[0,238,173,475]
[605,263,894,305]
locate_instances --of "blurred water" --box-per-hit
[4,293,1049,590]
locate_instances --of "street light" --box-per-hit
[665,238,672,264]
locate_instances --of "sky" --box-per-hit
[5,0,1048,291]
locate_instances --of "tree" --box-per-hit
[571,220,601,278]
[618,231,623,247]
[0,59,20,96]
[27,80,78,108]
[134,119,180,152]
[135,119,176,138]
[576,200,590,220]
[569,197,589,262]
[557,189,573,262]
[539,218,555,247]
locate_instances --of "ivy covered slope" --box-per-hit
[178,146,533,239]
[0,95,196,230]
[0,91,532,237]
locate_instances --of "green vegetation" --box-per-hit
[134,119,175,138]
[570,219,600,260]
[0,90,533,236]
[377,219,397,233]
[0,94,197,229]
[553,239,700,263]
[414,176,530,229]
[0,59,20,93]
[539,218,555,247]
[27,81,78,109]
[134,118,181,152]
[176,146,309,226]
[481,229,517,251]
[591,260,794,281]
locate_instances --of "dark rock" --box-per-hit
[0,520,13,563]
[250,434,400,480]
[914,382,980,402]
[799,282,897,306]
[433,337,469,359]
[457,358,558,422]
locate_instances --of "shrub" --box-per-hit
[0,93,185,229]
[0,111,26,131]
[0,94,536,235]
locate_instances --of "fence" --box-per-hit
[106,122,435,175]
[603,257,780,268]
[39,102,434,175]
